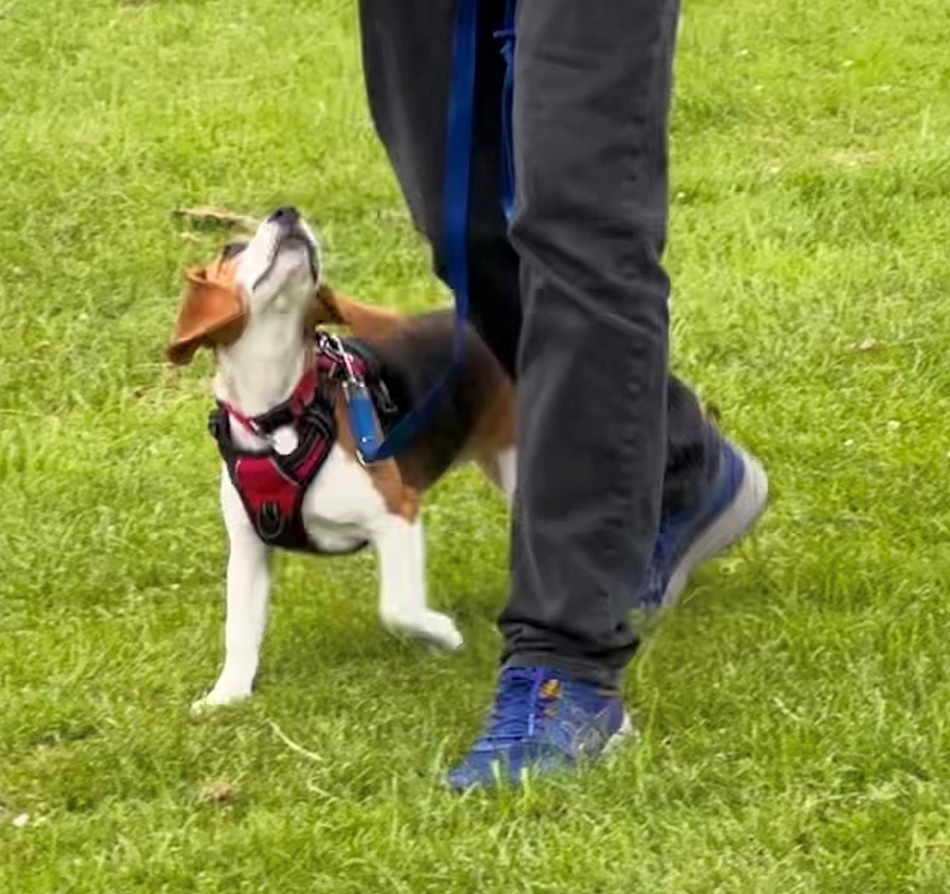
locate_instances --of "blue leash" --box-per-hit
[349,0,517,464]
[496,0,517,223]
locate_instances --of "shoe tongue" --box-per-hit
[502,666,569,685]
[501,667,543,685]
[499,668,568,706]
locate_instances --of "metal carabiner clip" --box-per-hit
[331,336,383,465]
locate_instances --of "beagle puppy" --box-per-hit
[167,207,516,711]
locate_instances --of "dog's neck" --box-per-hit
[213,306,310,445]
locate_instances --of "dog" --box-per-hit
[167,207,516,711]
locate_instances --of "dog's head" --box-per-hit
[166,206,346,365]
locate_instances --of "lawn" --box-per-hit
[2,0,950,890]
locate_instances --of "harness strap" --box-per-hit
[357,0,479,463]
[221,335,395,447]
[209,378,338,552]
[222,368,320,441]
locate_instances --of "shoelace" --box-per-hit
[481,669,553,743]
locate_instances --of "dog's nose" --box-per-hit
[269,206,300,226]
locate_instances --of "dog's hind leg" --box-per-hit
[495,445,517,506]
[477,445,517,509]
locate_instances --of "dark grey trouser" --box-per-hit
[358,0,720,686]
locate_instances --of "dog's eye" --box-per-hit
[221,241,249,261]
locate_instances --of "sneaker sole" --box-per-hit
[447,713,637,790]
[603,712,636,755]
[661,447,769,608]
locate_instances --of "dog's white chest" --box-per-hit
[303,522,369,554]
[300,444,389,551]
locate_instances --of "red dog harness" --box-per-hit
[208,337,394,554]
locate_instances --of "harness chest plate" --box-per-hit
[208,339,389,555]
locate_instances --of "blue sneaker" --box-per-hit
[447,667,633,791]
[639,438,769,611]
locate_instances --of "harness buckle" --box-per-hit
[374,379,398,415]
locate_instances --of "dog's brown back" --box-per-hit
[355,310,515,492]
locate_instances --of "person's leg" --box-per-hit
[497,0,685,686]
[358,0,767,788]
[446,0,767,790]
[357,1,717,513]
[358,0,521,379]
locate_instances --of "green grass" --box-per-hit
[1,0,949,889]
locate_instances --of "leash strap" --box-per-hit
[357,0,479,463]
[495,0,517,222]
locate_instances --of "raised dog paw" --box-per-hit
[421,611,464,652]
[382,610,464,653]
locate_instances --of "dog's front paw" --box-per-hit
[190,683,252,716]
[382,609,464,653]
[422,611,464,652]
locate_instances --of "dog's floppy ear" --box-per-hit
[308,283,405,339]
[166,266,246,366]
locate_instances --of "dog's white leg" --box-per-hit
[496,445,517,507]
[476,445,517,508]
[192,470,272,713]
[372,513,463,652]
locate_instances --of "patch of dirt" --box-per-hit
[828,149,885,168]
[198,780,239,805]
